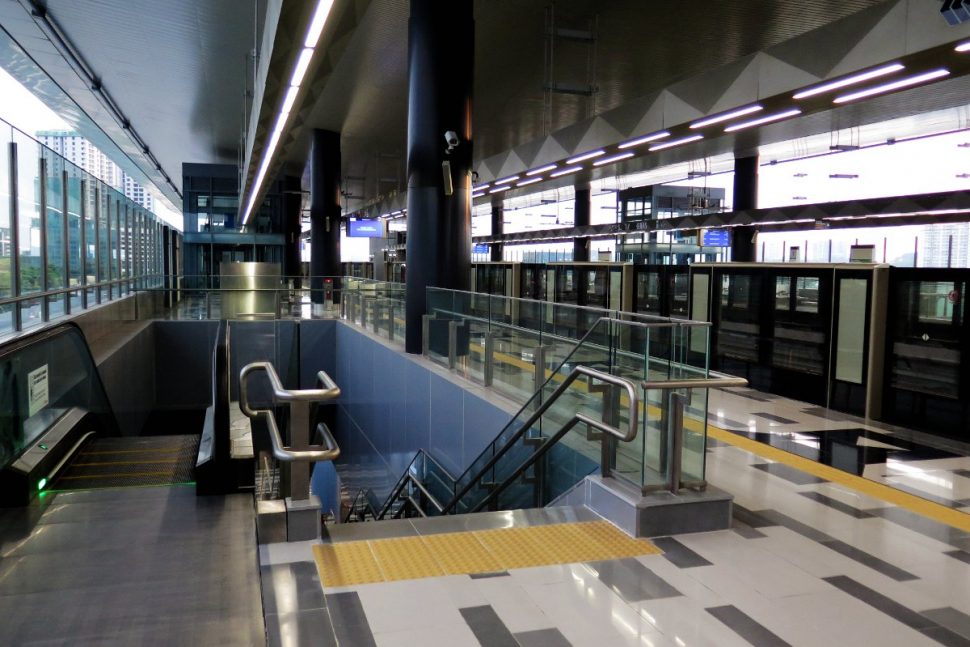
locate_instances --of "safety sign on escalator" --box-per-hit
[28,365,49,417]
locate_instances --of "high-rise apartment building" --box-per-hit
[35,130,153,209]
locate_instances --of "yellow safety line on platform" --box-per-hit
[706,425,970,533]
[312,520,660,588]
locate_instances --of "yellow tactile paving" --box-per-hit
[313,541,385,587]
[368,536,445,581]
[312,520,660,587]
[420,532,504,575]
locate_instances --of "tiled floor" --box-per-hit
[260,384,970,646]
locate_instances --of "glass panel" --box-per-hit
[84,181,97,303]
[45,152,66,319]
[15,132,42,299]
[98,185,109,299]
[775,276,791,310]
[835,278,868,384]
[67,169,83,312]
[795,277,820,313]
[0,127,13,335]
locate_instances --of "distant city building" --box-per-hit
[35,130,153,209]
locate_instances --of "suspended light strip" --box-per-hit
[956,41,970,52]
[472,191,486,198]
[473,183,490,191]
[593,152,634,166]
[517,177,543,187]
[549,166,583,178]
[494,175,520,185]
[304,0,335,47]
[648,134,704,151]
[490,185,512,194]
[243,0,336,226]
[689,105,762,129]
[526,164,558,176]
[792,63,905,99]
[833,68,950,104]
[618,131,670,149]
[566,149,606,164]
[724,108,802,132]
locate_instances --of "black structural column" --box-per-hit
[731,156,758,262]
[310,129,342,304]
[490,198,503,262]
[404,0,474,353]
[282,175,303,287]
[573,188,591,262]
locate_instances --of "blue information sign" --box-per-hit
[701,229,731,247]
[473,244,490,254]
[348,219,383,237]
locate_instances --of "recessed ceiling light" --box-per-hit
[833,68,950,103]
[526,164,558,176]
[724,109,802,133]
[792,63,905,99]
[690,105,762,129]
[649,135,704,151]
[618,131,670,149]
[566,150,606,164]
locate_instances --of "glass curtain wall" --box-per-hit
[0,117,168,338]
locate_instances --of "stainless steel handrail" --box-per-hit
[239,361,340,416]
[238,361,341,464]
[641,376,749,390]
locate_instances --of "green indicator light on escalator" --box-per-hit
[37,478,47,491]
[39,443,48,450]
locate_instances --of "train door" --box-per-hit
[770,270,830,405]
[882,269,968,436]
[712,268,767,388]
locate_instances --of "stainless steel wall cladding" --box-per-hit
[219,262,282,319]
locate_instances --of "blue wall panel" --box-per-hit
[429,373,463,475]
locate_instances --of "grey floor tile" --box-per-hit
[732,522,767,539]
[924,608,970,641]
[823,575,935,630]
[819,539,919,581]
[706,605,792,647]
[752,462,826,485]
[752,412,799,424]
[587,558,681,602]
[866,507,970,549]
[459,605,519,647]
[758,509,834,543]
[468,571,510,579]
[266,609,337,647]
[799,491,874,518]
[720,389,771,402]
[261,562,326,615]
[652,537,713,568]
[514,627,573,647]
[731,504,776,529]
[708,415,749,430]
[800,406,859,422]
[918,625,970,647]
[326,592,377,647]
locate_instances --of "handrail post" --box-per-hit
[483,331,496,386]
[422,314,432,356]
[388,305,395,341]
[373,301,381,333]
[448,320,461,369]
[668,391,685,493]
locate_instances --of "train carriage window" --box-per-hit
[775,277,791,310]
[795,277,820,313]
[917,282,959,325]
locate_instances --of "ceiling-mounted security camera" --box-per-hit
[444,131,460,154]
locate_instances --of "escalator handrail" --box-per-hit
[440,365,639,515]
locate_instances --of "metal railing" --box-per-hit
[239,361,342,501]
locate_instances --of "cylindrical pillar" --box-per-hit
[310,130,342,303]
[490,199,503,262]
[731,156,758,262]
[573,188,591,262]
[404,0,474,353]
[282,175,303,287]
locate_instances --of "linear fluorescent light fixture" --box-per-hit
[593,152,634,166]
[792,63,905,99]
[648,134,704,151]
[690,105,762,129]
[724,108,802,132]
[494,175,520,185]
[566,150,606,164]
[833,68,950,103]
[243,0,335,226]
[550,165,583,178]
[517,177,543,187]
[489,185,512,194]
[526,164,558,176]
[618,131,670,149]
[472,192,486,198]
[305,0,335,47]
[290,48,314,87]
[473,184,490,191]
[957,41,970,52]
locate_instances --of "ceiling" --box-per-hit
[0,0,258,209]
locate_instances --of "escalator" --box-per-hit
[0,321,240,506]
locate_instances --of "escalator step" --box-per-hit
[54,435,199,490]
